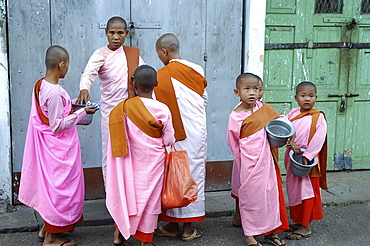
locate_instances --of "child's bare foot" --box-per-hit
[265,233,285,245]
[154,223,180,237]
[141,242,157,246]
[289,223,302,231]
[286,226,312,240]
[114,227,123,245]
[181,223,202,241]
[43,239,75,246]
[38,223,46,241]
[232,215,242,227]
[43,232,76,246]
[232,200,242,227]
[245,236,261,246]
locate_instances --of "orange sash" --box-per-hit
[34,78,73,126]
[34,78,50,125]
[239,102,284,189]
[123,46,140,98]
[154,61,207,141]
[290,109,328,190]
[239,102,280,139]
[109,97,163,157]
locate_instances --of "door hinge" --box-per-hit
[204,53,208,62]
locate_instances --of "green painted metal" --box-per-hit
[265,0,370,170]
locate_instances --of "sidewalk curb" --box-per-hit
[1,170,369,234]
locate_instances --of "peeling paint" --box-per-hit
[0,0,5,54]
[0,0,10,205]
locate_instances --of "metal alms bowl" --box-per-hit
[72,103,93,125]
[289,148,318,177]
[265,117,295,148]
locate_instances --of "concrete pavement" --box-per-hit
[1,170,369,234]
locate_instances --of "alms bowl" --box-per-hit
[72,103,93,125]
[265,117,295,148]
[289,148,318,177]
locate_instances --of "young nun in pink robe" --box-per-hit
[230,76,265,227]
[19,45,97,246]
[284,81,327,240]
[77,16,144,182]
[106,65,175,246]
[227,73,288,246]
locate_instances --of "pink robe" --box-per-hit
[80,46,144,181]
[19,79,87,227]
[105,97,175,240]
[284,107,327,206]
[226,101,281,236]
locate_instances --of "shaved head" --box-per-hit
[295,81,316,95]
[134,65,157,93]
[45,45,69,69]
[106,16,127,30]
[156,33,179,53]
[236,73,261,88]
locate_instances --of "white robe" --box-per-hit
[162,59,208,219]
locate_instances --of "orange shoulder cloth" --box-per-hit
[239,102,282,182]
[123,46,140,98]
[291,108,328,190]
[34,78,73,126]
[109,97,163,157]
[154,61,207,141]
[240,102,280,139]
[34,78,50,125]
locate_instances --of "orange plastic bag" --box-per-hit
[161,146,198,209]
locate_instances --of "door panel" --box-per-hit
[130,1,206,71]
[312,27,343,89]
[266,0,370,170]
[8,0,51,174]
[264,28,296,105]
[205,1,243,161]
[352,102,370,160]
[266,0,297,14]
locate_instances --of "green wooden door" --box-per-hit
[265,0,370,170]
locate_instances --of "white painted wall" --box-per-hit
[0,0,12,205]
[243,0,266,78]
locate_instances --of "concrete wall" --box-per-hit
[0,0,12,205]
[243,0,266,77]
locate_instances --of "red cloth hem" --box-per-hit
[290,177,323,227]
[133,231,153,242]
[114,223,154,242]
[44,215,83,234]
[231,193,239,200]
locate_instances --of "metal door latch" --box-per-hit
[340,100,345,112]
[328,93,360,112]
[328,94,345,112]
[346,18,357,30]
[345,93,359,97]
[128,22,162,35]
